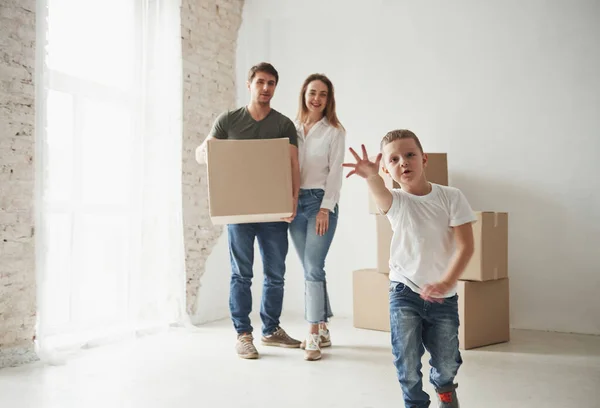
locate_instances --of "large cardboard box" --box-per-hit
[460,212,508,281]
[375,215,393,273]
[352,269,390,332]
[368,153,448,214]
[353,270,511,348]
[458,278,510,350]
[206,138,293,224]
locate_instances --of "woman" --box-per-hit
[289,73,345,361]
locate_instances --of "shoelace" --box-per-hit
[273,327,291,340]
[306,333,320,350]
[239,336,256,353]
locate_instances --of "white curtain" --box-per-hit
[36,0,187,357]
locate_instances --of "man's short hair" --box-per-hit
[248,62,279,84]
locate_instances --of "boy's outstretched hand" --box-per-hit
[342,144,382,179]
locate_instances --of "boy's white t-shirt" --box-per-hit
[384,183,477,298]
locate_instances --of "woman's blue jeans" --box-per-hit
[289,189,338,324]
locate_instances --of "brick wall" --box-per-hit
[0,0,38,368]
[181,0,244,315]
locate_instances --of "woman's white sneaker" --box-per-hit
[319,327,331,348]
[304,333,321,361]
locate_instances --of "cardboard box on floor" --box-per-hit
[460,212,508,281]
[375,215,393,273]
[205,138,293,225]
[352,270,511,350]
[352,269,390,332]
[458,278,510,350]
[368,153,449,214]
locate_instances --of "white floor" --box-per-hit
[1,316,599,408]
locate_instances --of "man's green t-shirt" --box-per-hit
[208,106,298,147]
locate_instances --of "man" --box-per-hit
[196,62,301,359]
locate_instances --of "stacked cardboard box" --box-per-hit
[352,269,391,332]
[457,211,510,350]
[352,154,511,350]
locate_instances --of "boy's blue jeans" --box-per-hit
[389,281,462,408]
[227,221,288,336]
[289,189,338,323]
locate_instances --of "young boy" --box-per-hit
[343,130,476,408]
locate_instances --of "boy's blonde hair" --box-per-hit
[380,129,423,153]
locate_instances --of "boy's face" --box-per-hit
[247,71,277,106]
[382,138,428,186]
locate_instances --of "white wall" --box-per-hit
[199,0,600,335]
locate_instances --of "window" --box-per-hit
[36,0,186,353]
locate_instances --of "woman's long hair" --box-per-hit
[296,73,344,130]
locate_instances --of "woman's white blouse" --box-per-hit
[295,117,346,211]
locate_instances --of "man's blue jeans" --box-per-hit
[289,189,338,323]
[227,221,288,336]
[389,281,462,408]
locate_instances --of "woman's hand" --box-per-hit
[316,208,329,236]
